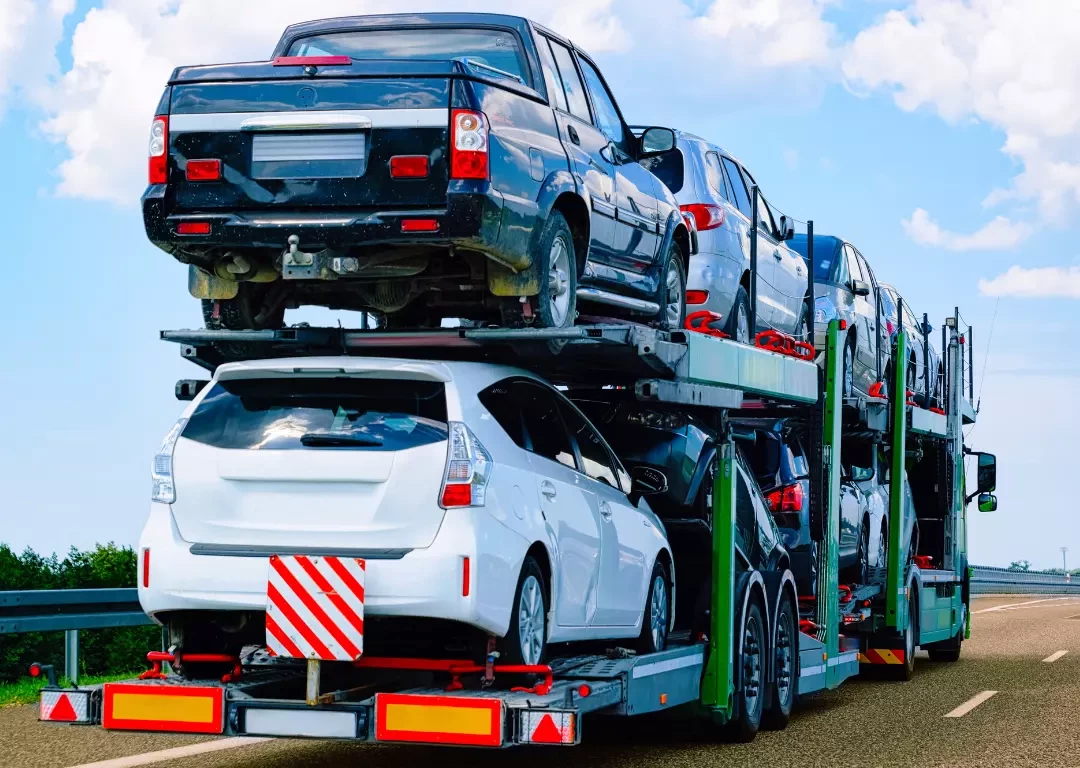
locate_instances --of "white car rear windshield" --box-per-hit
[183,378,448,451]
[288,28,527,81]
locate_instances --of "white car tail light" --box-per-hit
[440,422,492,508]
[450,109,489,180]
[149,116,168,184]
[151,418,187,504]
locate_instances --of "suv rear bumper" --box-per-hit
[137,503,527,638]
[142,183,524,269]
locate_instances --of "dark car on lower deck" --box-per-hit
[143,13,692,333]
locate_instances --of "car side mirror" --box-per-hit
[176,379,210,401]
[778,214,796,242]
[852,279,871,297]
[850,466,874,483]
[976,452,997,494]
[628,465,668,506]
[978,493,997,512]
[639,126,676,157]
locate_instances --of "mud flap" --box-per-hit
[488,259,542,297]
[189,266,239,300]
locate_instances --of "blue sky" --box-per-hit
[0,0,1076,569]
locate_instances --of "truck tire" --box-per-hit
[654,243,686,331]
[728,599,766,742]
[927,628,962,663]
[500,557,548,666]
[889,592,917,681]
[637,560,671,654]
[762,592,796,730]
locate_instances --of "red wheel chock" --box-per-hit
[685,310,728,338]
[755,330,815,361]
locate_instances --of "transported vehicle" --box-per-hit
[142,13,692,332]
[880,284,941,407]
[141,356,676,672]
[637,129,807,342]
[789,234,887,397]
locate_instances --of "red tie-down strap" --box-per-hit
[685,310,728,338]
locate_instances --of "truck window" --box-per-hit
[546,39,592,123]
[576,56,628,151]
[289,28,528,83]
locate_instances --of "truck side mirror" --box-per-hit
[629,466,668,506]
[976,452,997,494]
[852,279,871,297]
[778,215,796,242]
[978,493,997,512]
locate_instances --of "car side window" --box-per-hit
[547,39,591,123]
[735,463,758,558]
[576,56,628,151]
[834,243,850,285]
[856,251,875,288]
[843,244,862,284]
[534,33,568,112]
[705,152,730,202]
[477,380,527,447]
[556,397,621,489]
[514,382,577,471]
[758,196,778,239]
[721,156,752,219]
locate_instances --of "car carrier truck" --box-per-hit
[33,287,995,745]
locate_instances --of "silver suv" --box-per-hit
[636,130,809,343]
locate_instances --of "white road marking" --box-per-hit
[973,597,1077,614]
[1043,650,1069,663]
[944,690,998,718]
[69,737,272,768]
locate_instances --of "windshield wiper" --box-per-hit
[455,57,525,84]
[300,433,383,448]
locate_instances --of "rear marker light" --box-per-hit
[441,483,472,507]
[440,422,492,509]
[177,222,211,235]
[29,664,40,678]
[186,159,221,182]
[686,290,710,305]
[450,109,489,180]
[390,155,429,179]
[272,56,352,67]
[680,203,725,231]
[462,556,471,597]
[142,548,150,589]
[148,116,168,184]
[401,218,439,233]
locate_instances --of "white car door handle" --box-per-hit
[600,501,613,520]
[773,250,783,261]
[540,481,557,500]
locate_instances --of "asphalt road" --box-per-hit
[4,594,1080,768]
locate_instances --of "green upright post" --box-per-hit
[817,320,843,686]
[887,331,908,630]
[701,440,737,715]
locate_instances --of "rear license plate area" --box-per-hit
[251,132,367,179]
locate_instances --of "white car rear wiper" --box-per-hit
[300,432,384,447]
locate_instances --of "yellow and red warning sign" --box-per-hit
[102,683,224,734]
[375,693,502,747]
[859,649,906,665]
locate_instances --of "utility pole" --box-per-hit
[1062,547,1069,580]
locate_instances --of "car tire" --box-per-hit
[725,285,752,344]
[844,518,870,584]
[762,592,797,730]
[796,300,810,343]
[927,627,963,663]
[654,244,687,331]
[637,560,671,654]
[842,334,855,399]
[728,598,766,742]
[531,211,578,331]
[500,556,548,666]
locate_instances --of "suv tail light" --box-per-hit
[440,422,492,508]
[149,116,168,184]
[680,203,725,231]
[151,418,187,504]
[450,109,489,180]
[766,482,804,513]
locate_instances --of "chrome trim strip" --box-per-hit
[169,108,449,133]
[189,544,411,559]
[576,287,660,314]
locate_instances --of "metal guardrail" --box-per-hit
[970,566,1080,595]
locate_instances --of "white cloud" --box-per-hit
[901,207,1031,251]
[843,0,1080,224]
[5,0,835,205]
[0,0,72,112]
[978,265,1080,299]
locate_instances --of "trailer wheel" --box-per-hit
[637,560,670,654]
[890,592,918,681]
[927,628,962,663]
[763,592,796,730]
[728,599,766,742]
[501,557,548,666]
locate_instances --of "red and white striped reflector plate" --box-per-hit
[266,554,365,661]
[40,690,90,723]
[519,710,577,745]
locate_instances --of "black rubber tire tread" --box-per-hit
[927,628,963,663]
[636,560,671,654]
[653,243,687,331]
[532,210,577,330]
[728,598,766,743]
[499,556,548,666]
[725,285,751,343]
[762,591,797,730]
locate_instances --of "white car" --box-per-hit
[139,356,674,672]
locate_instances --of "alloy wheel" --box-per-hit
[737,304,750,344]
[650,574,668,650]
[517,575,545,665]
[664,261,684,329]
[844,343,854,397]
[548,235,571,327]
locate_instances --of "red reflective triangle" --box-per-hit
[531,713,562,743]
[50,694,78,721]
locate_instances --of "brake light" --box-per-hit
[177,222,211,235]
[401,218,440,233]
[186,159,221,182]
[450,109,489,180]
[272,56,352,67]
[440,422,492,509]
[686,290,710,305]
[151,419,187,504]
[766,483,804,513]
[680,203,725,231]
[148,116,168,184]
[390,155,429,179]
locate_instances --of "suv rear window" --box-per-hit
[640,148,684,194]
[183,377,448,451]
[288,28,528,81]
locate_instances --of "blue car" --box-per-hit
[142,13,692,332]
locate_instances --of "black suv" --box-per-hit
[142,13,692,331]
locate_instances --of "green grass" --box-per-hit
[0,672,142,707]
